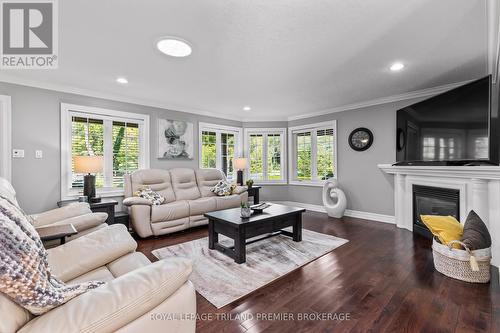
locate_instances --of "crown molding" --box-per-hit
[0,73,475,123]
[287,79,473,121]
[0,73,244,122]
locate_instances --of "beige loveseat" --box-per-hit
[123,168,248,237]
[0,179,196,333]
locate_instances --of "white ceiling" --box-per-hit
[0,0,491,121]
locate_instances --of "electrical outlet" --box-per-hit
[12,149,24,158]
[35,150,43,159]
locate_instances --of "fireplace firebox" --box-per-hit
[412,185,460,239]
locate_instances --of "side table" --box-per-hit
[247,186,262,204]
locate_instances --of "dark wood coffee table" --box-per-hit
[204,204,305,264]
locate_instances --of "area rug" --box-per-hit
[152,229,348,308]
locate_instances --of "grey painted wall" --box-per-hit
[0,82,241,213]
[287,97,428,216]
[4,81,492,218]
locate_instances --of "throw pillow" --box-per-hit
[210,180,235,196]
[420,215,464,249]
[135,188,165,205]
[0,196,104,315]
[461,210,491,250]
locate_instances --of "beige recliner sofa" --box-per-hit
[124,168,248,237]
[0,177,108,241]
[0,225,196,333]
[0,178,196,333]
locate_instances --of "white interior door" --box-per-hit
[0,95,12,181]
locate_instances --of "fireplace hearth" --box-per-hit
[413,185,460,239]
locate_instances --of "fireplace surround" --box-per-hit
[378,164,500,266]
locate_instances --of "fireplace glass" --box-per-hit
[413,185,460,239]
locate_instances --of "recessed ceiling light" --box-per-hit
[156,38,192,57]
[116,77,128,84]
[390,62,405,71]
[243,106,251,111]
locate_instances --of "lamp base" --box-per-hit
[83,174,96,200]
[237,170,243,186]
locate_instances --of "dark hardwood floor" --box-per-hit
[136,211,500,333]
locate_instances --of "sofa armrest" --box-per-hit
[31,203,92,227]
[49,212,108,232]
[233,186,247,195]
[18,258,193,333]
[48,224,137,282]
[123,197,152,206]
[129,205,153,238]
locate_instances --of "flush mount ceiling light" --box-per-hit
[156,37,192,57]
[116,77,128,84]
[390,62,405,71]
[243,106,252,111]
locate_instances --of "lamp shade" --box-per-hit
[234,157,248,170]
[74,156,104,174]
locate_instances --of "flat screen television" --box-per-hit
[395,75,499,166]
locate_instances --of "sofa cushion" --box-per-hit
[129,169,176,203]
[170,168,201,200]
[151,200,190,223]
[107,252,151,277]
[67,267,115,285]
[195,168,225,197]
[188,197,217,216]
[215,194,243,210]
[48,224,137,282]
[0,293,33,333]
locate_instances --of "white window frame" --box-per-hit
[0,95,12,182]
[244,128,287,185]
[288,120,337,187]
[61,103,150,199]
[198,122,243,180]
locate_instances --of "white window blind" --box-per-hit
[199,123,242,182]
[244,128,286,183]
[61,103,149,199]
[289,121,336,185]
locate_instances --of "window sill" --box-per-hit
[288,180,327,187]
[62,188,125,200]
[253,181,288,186]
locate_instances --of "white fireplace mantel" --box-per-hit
[378,164,500,266]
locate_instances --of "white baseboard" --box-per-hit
[270,201,396,224]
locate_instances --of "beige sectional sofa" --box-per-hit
[123,168,248,238]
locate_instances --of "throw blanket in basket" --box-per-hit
[0,196,104,315]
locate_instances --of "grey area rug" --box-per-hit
[152,229,348,308]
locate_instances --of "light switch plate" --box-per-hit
[35,150,43,159]
[12,149,24,158]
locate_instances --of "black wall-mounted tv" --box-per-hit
[395,75,499,166]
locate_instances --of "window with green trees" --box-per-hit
[291,122,336,183]
[246,129,285,183]
[67,109,147,196]
[199,123,240,181]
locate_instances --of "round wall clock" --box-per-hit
[348,127,373,151]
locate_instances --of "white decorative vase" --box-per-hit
[241,207,252,218]
[322,179,347,218]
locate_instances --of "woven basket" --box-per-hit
[432,239,491,283]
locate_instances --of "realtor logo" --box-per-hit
[1,0,58,68]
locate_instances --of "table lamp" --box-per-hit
[234,157,248,186]
[74,155,104,202]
